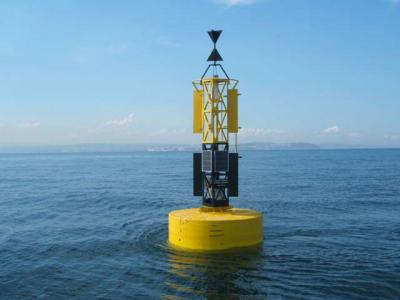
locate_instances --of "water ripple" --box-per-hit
[0,150,399,299]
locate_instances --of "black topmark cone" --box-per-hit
[207,30,223,62]
[208,30,222,43]
[207,48,223,62]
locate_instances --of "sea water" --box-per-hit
[0,150,399,299]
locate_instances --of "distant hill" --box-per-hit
[1,142,398,153]
[0,142,320,153]
[238,142,320,150]
[0,143,192,153]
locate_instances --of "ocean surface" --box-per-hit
[0,149,399,299]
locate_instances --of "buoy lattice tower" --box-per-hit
[195,29,238,208]
[168,30,263,251]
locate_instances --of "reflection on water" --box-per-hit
[164,245,265,299]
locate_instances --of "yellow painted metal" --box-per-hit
[201,77,229,144]
[168,207,263,251]
[192,77,240,143]
[193,90,203,133]
[175,75,265,252]
[227,88,238,133]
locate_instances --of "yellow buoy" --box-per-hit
[169,207,263,251]
[168,30,263,251]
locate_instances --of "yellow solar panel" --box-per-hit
[227,89,238,133]
[193,90,203,133]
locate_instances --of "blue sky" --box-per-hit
[0,0,399,146]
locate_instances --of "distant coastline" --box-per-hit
[0,142,399,154]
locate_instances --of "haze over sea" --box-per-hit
[0,149,399,299]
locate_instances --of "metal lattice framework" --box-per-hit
[192,77,239,207]
[201,78,229,144]
[191,30,240,208]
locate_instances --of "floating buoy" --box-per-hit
[169,207,262,251]
[168,30,263,251]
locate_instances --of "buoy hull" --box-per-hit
[168,207,263,251]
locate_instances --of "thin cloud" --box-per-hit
[239,127,283,137]
[105,113,135,127]
[323,125,340,134]
[154,36,180,48]
[107,44,129,55]
[214,0,257,6]
[348,132,361,138]
[384,134,400,141]
[158,128,187,135]
[73,43,130,64]
[18,122,41,129]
